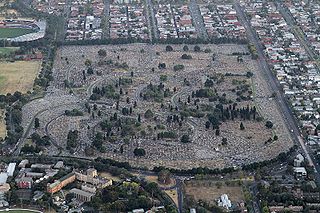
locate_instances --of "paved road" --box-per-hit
[176,179,184,213]
[145,0,159,40]
[189,0,208,40]
[234,2,320,181]
[102,0,111,39]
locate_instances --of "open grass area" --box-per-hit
[100,172,121,182]
[0,109,6,139]
[0,28,35,38]
[185,180,245,205]
[0,47,19,56]
[0,61,41,94]
[165,189,178,206]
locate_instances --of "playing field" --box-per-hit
[0,28,35,38]
[0,61,41,94]
[0,47,19,56]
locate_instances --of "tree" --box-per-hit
[87,67,94,74]
[205,121,211,129]
[158,63,166,69]
[166,45,173,52]
[98,49,107,57]
[158,170,171,184]
[67,130,78,150]
[222,138,228,145]
[160,75,167,82]
[93,132,103,150]
[181,135,191,143]
[215,129,220,136]
[183,45,189,51]
[134,148,146,156]
[240,122,245,130]
[173,64,184,71]
[34,118,40,129]
[194,45,201,52]
[273,135,278,141]
[181,54,192,59]
[265,120,273,129]
[204,79,214,87]
[246,71,253,78]
[144,109,154,119]
[85,59,92,66]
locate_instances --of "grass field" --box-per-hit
[165,189,178,206]
[0,47,19,56]
[0,28,35,38]
[0,109,6,139]
[185,180,245,205]
[0,61,41,94]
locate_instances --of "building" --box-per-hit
[218,194,232,210]
[7,163,16,176]
[294,154,304,167]
[69,188,94,202]
[0,173,8,184]
[75,168,112,188]
[294,167,307,179]
[0,183,10,193]
[47,173,76,194]
[132,209,145,213]
[54,161,64,169]
[31,164,53,170]
[190,208,196,213]
[16,177,33,189]
[86,168,98,177]
[81,184,96,194]
[18,160,29,168]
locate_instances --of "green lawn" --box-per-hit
[0,28,35,38]
[0,47,19,56]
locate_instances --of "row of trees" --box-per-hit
[61,36,248,47]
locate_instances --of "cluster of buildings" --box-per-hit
[200,4,246,40]
[110,4,149,40]
[127,5,149,40]
[31,0,65,15]
[243,0,320,143]
[0,159,112,211]
[47,167,112,202]
[285,1,320,55]
[109,5,129,39]
[66,0,104,41]
[171,5,197,39]
[0,163,16,207]
[28,0,251,42]
[155,4,177,39]
[293,153,307,179]
[155,4,197,39]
